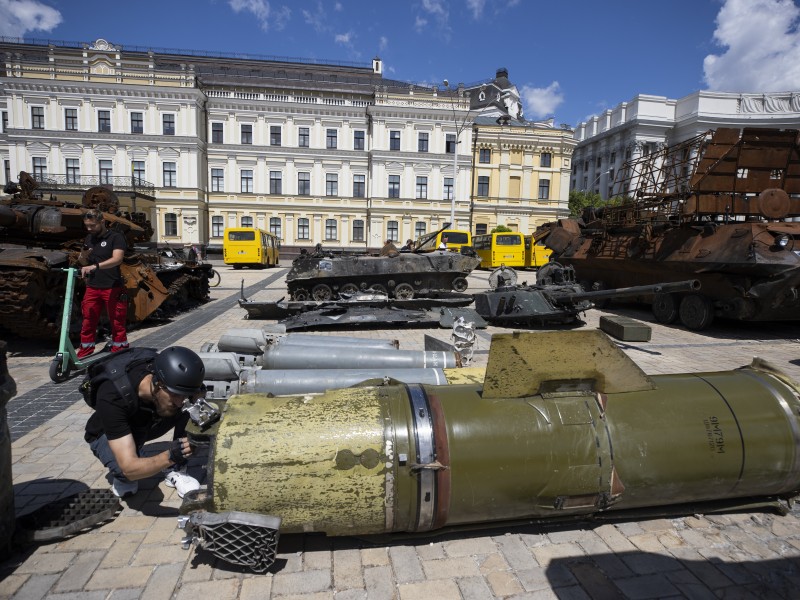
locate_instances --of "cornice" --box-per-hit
[7,128,200,147]
[1,79,203,104]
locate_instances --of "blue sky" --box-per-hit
[1,0,799,127]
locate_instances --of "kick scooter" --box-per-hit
[49,267,111,383]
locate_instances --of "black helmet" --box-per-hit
[153,346,205,396]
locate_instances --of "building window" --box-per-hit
[297,218,310,240]
[66,158,80,184]
[298,172,311,195]
[1,111,7,133]
[479,148,491,163]
[212,215,224,237]
[99,160,112,184]
[443,177,453,200]
[211,168,224,192]
[475,223,487,235]
[388,175,400,198]
[390,130,400,151]
[242,216,253,228]
[270,125,281,146]
[387,220,399,241]
[98,110,111,133]
[3,160,10,184]
[418,132,429,153]
[269,217,281,238]
[241,170,253,193]
[298,127,310,147]
[416,176,427,199]
[270,171,282,194]
[354,130,365,150]
[212,122,223,144]
[132,161,145,184]
[32,157,47,180]
[65,108,77,131]
[541,152,552,167]
[325,218,337,240]
[31,106,44,129]
[538,179,550,199]
[596,156,602,167]
[415,222,426,239]
[131,112,143,134]
[162,114,175,136]
[241,124,252,144]
[326,173,338,196]
[326,128,337,149]
[477,175,489,197]
[446,134,456,154]
[352,219,364,241]
[353,174,365,198]
[165,213,178,236]
[163,162,176,187]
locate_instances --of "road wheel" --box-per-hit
[339,283,359,296]
[208,269,221,288]
[49,356,70,383]
[312,284,333,301]
[394,283,415,300]
[452,277,468,292]
[369,284,388,295]
[233,264,243,270]
[292,288,309,301]
[679,294,715,330]
[652,293,678,324]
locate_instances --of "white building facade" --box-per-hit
[571,91,800,199]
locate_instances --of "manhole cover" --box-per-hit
[15,488,121,543]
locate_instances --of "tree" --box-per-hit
[568,190,604,217]
[491,224,512,233]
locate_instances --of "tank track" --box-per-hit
[0,267,70,339]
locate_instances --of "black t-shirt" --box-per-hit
[83,229,126,289]
[84,362,185,448]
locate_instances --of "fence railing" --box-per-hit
[33,174,156,199]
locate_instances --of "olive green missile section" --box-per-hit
[180,330,800,572]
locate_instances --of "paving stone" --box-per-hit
[614,573,681,599]
[99,532,148,568]
[359,547,389,567]
[669,547,733,589]
[333,548,363,591]
[415,540,445,561]
[84,566,154,591]
[443,536,497,557]
[397,578,462,599]
[421,555,480,579]
[530,542,583,568]
[52,550,104,592]
[141,562,185,600]
[175,578,241,600]
[362,565,394,600]
[0,573,28,597]
[131,542,192,566]
[45,592,107,600]
[517,565,576,592]
[239,576,273,600]
[593,524,637,553]
[15,550,76,574]
[576,536,634,579]
[566,560,623,600]
[493,533,538,570]
[388,545,424,583]
[271,568,332,595]
[479,552,511,574]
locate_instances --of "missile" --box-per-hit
[179,330,800,572]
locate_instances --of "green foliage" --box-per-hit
[568,190,603,217]
[491,224,512,233]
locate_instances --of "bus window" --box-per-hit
[474,233,525,269]
[223,227,280,269]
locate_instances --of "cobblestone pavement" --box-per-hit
[1,260,800,599]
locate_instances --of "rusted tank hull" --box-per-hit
[555,221,800,324]
[286,251,481,301]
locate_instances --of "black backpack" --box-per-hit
[80,347,159,410]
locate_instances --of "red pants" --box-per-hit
[78,286,129,358]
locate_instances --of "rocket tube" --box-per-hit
[208,361,800,536]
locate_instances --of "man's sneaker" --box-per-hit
[164,470,200,499]
[111,478,138,498]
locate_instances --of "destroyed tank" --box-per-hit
[286,243,481,300]
[474,264,700,326]
[0,172,214,339]
[537,128,800,330]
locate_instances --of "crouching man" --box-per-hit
[83,346,206,499]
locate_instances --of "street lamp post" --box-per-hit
[442,79,472,229]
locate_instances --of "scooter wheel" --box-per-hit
[49,357,70,384]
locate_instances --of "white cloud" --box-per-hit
[520,81,564,119]
[703,0,800,92]
[0,0,61,37]
[228,0,291,32]
[414,15,428,32]
[379,35,388,52]
[334,2,343,10]
[335,32,351,45]
[417,0,450,35]
[466,0,485,19]
[302,1,328,33]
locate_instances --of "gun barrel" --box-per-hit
[563,279,700,303]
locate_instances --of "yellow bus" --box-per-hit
[524,235,553,269]
[415,229,472,253]
[472,232,526,269]
[223,227,280,269]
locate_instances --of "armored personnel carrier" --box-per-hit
[0,173,213,339]
[537,128,800,330]
[286,243,481,300]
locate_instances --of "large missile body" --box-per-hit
[199,331,800,537]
